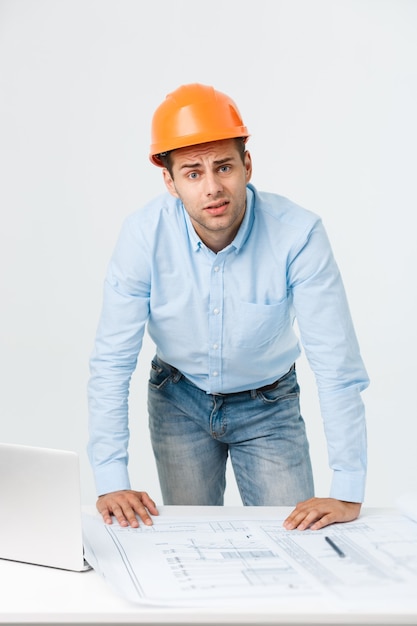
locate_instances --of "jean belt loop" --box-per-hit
[170,365,182,384]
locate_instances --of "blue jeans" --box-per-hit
[148,355,314,506]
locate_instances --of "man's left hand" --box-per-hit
[283,497,361,531]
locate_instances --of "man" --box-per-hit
[88,83,369,531]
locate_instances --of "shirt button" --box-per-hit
[213,343,218,350]
[214,266,220,272]
[212,371,219,377]
[213,308,220,315]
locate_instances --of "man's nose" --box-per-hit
[204,171,223,196]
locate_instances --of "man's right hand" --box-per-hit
[96,490,159,527]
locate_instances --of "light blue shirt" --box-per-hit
[88,184,369,500]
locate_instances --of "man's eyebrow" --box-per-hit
[179,156,236,171]
[213,156,236,166]
[179,162,200,171]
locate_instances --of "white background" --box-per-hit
[0,0,416,507]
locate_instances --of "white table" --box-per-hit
[1,506,416,626]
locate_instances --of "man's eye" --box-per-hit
[219,165,231,173]
[188,172,198,179]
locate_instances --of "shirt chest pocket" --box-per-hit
[228,299,291,350]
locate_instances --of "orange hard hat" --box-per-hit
[149,83,249,166]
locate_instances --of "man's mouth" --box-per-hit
[204,200,229,215]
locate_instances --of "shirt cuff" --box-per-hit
[93,461,131,497]
[329,470,366,503]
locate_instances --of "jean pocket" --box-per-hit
[148,359,172,390]
[257,368,299,404]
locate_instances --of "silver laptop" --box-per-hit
[0,443,90,571]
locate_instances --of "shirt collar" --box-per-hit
[182,185,255,254]
[232,185,254,253]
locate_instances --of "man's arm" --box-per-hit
[88,215,152,498]
[288,220,369,518]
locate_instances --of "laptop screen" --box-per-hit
[0,443,89,571]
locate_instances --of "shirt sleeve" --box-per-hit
[87,216,151,496]
[289,219,369,502]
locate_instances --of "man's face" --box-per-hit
[162,139,252,252]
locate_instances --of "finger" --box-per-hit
[283,505,312,529]
[116,502,141,528]
[119,493,156,526]
[100,498,135,528]
[111,505,130,527]
[140,492,159,516]
[293,510,321,531]
[133,503,154,526]
[96,502,113,525]
[310,512,335,530]
[283,497,318,526]
[118,494,156,527]
[286,507,327,531]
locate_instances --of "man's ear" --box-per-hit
[162,168,179,198]
[244,151,253,183]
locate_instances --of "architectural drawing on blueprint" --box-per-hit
[82,508,417,608]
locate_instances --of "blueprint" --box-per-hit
[82,508,417,609]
